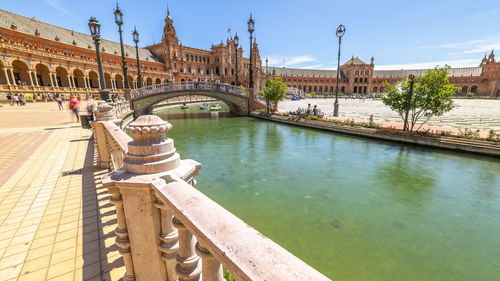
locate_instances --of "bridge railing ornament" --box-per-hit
[94,115,330,281]
[130,81,248,100]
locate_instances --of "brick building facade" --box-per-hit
[273,53,500,97]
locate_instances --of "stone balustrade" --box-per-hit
[130,81,249,100]
[93,114,331,281]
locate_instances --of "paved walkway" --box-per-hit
[0,103,124,281]
[280,98,500,131]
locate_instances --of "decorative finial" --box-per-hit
[167,3,171,18]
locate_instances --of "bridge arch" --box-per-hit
[131,82,254,116]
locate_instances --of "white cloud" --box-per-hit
[265,55,316,67]
[375,59,479,70]
[44,0,72,16]
[419,36,500,55]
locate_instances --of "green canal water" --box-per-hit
[160,115,500,281]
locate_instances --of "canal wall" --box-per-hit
[251,113,500,158]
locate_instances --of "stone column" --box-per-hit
[3,68,11,85]
[9,69,16,85]
[84,76,89,88]
[111,79,116,89]
[102,115,201,281]
[28,71,34,86]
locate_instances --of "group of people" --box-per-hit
[55,94,96,123]
[306,103,320,115]
[6,93,26,106]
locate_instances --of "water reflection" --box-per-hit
[376,148,437,204]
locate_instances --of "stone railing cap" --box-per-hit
[125,115,172,135]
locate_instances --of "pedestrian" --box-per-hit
[313,105,318,115]
[55,95,64,110]
[306,104,312,115]
[19,94,25,105]
[6,93,12,106]
[13,94,20,106]
[69,95,80,122]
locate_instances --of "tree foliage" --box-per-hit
[382,66,459,132]
[259,77,288,113]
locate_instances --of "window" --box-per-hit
[354,86,357,93]
[355,78,358,83]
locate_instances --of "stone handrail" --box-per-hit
[94,115,331,281]
[130,81,248,100]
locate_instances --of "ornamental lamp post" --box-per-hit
[88,17,110,101]
[247,14,255,89]
[403,74,415,132]
[132,27,143,89]
[114,3,129,90]
[333,24,346,117]
[234,32,239,86]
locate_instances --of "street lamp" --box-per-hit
[132,27,143,88]
[114,3,129,89]
[333,24,346,117]
[234,32,239,86]
[88,17,109,101]
[247,14,255,89]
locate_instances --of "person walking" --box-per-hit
[55,95,64,110]
[19,94,25,106]
[13,94,19,106]
[69,95,80,122]
[6,93,12,106]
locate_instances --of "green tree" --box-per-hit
[382,66,459,132]
[259,77,288,113]
[309,91,317,98]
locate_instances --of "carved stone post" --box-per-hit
[102,115,201,281]
[195,242,223,281]
[155,200,178,280]
[172,217,201,281]
[109,185,136,281]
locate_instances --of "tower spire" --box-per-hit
[167,3,171,19]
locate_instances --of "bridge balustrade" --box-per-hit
[130,81,248,100]
[93,114,331,281]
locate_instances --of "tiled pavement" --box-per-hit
[0,103,124,280]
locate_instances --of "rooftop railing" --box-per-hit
[92,110,331,281]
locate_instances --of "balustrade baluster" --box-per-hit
[195,242,224,281]
[155,200,179,280]
[172,217,201,281]
[108,186,136,281]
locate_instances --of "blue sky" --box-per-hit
[3,0,500,70]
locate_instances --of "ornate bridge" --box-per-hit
[130,81,265,116]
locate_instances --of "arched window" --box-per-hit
[461,86,468,93]
[364,78,368,83]
[355,70,359,75]
[363,86,367,93]
[354,86,357,93]
[471,86,477,93]
[365,70,369,75]
[355,78,358,83]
